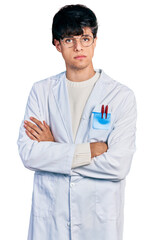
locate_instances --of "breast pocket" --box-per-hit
[92,112,111,130]
[88,112,112,142]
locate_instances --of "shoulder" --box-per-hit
[99,70,137,123]
[29,71,66,98]
[101,70,136,101]
[32,71,66,90]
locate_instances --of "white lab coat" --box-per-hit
[17,69,137,240]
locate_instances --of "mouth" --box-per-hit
[74,55,86,59]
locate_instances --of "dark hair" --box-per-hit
[52,4,98,45]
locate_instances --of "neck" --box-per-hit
[66,64,95,82]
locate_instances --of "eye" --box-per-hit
[82,37,91,42]
[64,38,73,44]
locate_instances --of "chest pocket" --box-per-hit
[88,110,113,142]
[92,112,111,130]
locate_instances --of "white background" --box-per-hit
[0,0,154,239]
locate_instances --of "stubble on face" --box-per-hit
[67,60,91,72]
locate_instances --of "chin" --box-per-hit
[71,65,89,71]
[69,62,90,71]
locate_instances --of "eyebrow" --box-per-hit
[63,34,92,38]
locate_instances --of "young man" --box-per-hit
[17,4,137,240]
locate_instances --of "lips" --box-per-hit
[74,55,86,59]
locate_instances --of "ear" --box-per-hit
[54,39,62,52]
[93,37,97,48]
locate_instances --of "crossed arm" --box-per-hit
[18,83,136,180]
[24,117,108,159]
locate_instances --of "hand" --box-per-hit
[90,142,108,158]
[24,117,55,142]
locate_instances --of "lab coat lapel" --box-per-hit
[52,72,74,143]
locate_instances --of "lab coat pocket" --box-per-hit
[32,172,55,218]
[95,180,120,221]
[88,112,112,142]
[92,112,111,130]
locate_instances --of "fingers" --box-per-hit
[24,120,42,134]
[24,122,40,138]
[43,120,49,129]
[30,117,46,131]
[25,130,38,141]
[24,117,54,142]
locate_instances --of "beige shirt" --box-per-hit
[66,71,101,168]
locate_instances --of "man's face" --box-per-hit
[54,27,97,71]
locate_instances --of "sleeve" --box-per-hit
[17,83,76,175]
[72,90,137,181]
[71,143,92,168]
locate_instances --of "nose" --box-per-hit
[73,39,83,51]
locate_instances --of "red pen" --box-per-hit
[105,105,108,119]
[101,105,104,118]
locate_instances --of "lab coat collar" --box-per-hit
[51,69,110,143]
